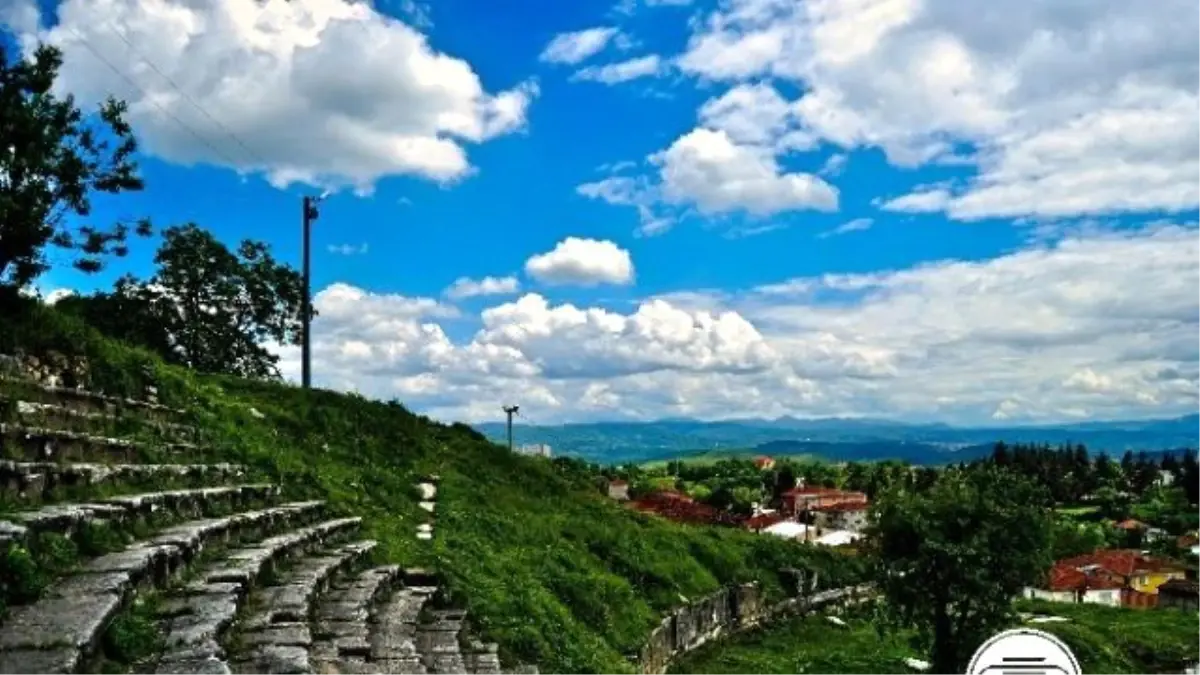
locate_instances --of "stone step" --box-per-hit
[0,460,248,503]
[462,641,501,675]
[154,517,364,675]
[0,501,329,674]
[369,585,438,674]
[416,608,468,674]
[0,374,185,419]
[0,484,279,546]
[310,565,402,674]
[4,398,199,442]
[230,540,379,674]
[0,423,198,463]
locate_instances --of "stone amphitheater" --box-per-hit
[0,362,527,675]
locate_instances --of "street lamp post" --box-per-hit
[301,195,321,390]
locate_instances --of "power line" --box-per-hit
[97,20,266,168]
[60,25,253,171]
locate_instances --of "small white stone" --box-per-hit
[826,616,847,627]
[248,407,266,419]
[416,483,437,500]
[904,658,931,671]
[417,524,433,533]
[416,532,433,541]
[418,502,436,513]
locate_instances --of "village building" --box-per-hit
[626,490,742,527]
[811,501,870,532]
[1025,550,1188,608]
[606,479,629,501]
[753,456,776,471]
[781,485,868,517]
[1157,578,1200,612]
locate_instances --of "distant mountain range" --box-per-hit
[474,414,1200,466]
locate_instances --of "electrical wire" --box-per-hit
[61,25,249,171]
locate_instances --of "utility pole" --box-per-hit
[502,405,519,453]
[301,195,321,390]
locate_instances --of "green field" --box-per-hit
[1056,505,1102,517]
[670,600,1199,674]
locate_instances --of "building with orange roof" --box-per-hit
[1026,550,1188,607]
[626,490,744,527]
[753,456,776,470]
[781,485,868,517]
[743,511,788,532]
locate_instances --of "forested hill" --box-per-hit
[475,416,1200,465]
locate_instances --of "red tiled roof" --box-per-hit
[627,490,744,527]
[811,501,870,513]
[1056,549,1183,579]
[753,456,775,468]
[782,487,868,508]
[1045,563,1124,592]
[744,512,787,530]
[1114,519,1148,531]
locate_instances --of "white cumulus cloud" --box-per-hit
[578,82,837,236]
[276,223,1197,425]
[673,0,1199,220]
[524,238,635,287]
[653,128,838,217]
[17,0,537,194]
[443,275,521,300]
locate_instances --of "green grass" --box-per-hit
[0,297,869,673]
[1016,599,1200,674]
[1055,506,1101,517]
[671,600,1200,674]
[670,607,921,674]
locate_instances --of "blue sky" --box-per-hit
[4,0,1198,426]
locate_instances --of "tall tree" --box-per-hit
[66,224,308,378]
[771,464,797,502]
[0,44,148,289]
[147,224,308,378]
[867,467,1053,674]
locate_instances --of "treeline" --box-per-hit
[554,442,1199,534]
[972,442,1198,507]
[1,43,308,380]
[54,224,307,379]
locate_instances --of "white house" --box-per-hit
[812,502,870,532]
[1023,586,1122,607]
[762,521,815,541]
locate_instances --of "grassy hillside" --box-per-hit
[1,299,866,673]
[670,600,1200,674]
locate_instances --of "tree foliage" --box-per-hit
[58,224,308,378]
[0,43,147,288]
[866,467,1054,674]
